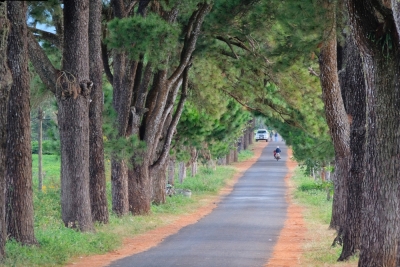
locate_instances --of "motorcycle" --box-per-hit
[274,153,281,161]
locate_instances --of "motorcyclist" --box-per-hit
[274,146,281,159]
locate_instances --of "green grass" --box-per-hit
[175,166,235,193]
[292,169,358,266]
[1,151,253,267]
[238,149,254,162]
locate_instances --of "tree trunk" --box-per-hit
[119,3,210,215]
[128,163,151,215]
[5,1,37,245]
[347,1,400,265]
[88,0,108,224]
[151,163,167,205]
[38,107,43,192]
[319,0,350,233]
[232,149,238,163]
[238,136,244,152]
[243,133,249,150]
[178,162,186,183]
[111,159,129,216]
[338,34,365,261]
[58,0,93,231]
[226,152,231,165]
[167,157,175,185]
[0,1,11,257]
[190,147,198,177]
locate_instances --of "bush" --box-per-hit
[32,140,59,155]
[298,180,333,192]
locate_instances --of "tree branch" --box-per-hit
[167,3,211,87]
[216,36,239,59]
[152,66,189,170]
[29,27,62,49]
[126,0,139,15]
[220,87,301,128]
[27,30,58,94]
[101,42,113,84]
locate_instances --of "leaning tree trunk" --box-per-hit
[0,1,12,257]
[58,0,94,231]
[338,34,366,261]
[347,1,400,266]
[319,0,350,234]
[126,3,211,215]
[88,0,108,224]
[5,1,37,245]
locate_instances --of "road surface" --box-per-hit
[108,141,288,267]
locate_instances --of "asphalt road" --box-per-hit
[108,141,288,267]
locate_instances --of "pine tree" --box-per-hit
[6,0,38,245]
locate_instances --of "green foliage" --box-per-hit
[31,140,59,155]
[102,82,147,163]
[298,179,333,193]
[106,14,180,65]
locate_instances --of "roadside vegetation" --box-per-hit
[292,169,358,267]
[3,149,253,267]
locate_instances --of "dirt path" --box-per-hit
[67,142,305,267]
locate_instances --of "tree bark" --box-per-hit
[338,34,366,261]
[89,0,108,224]
[58,0,93,231]
[233,149,238,162]
[0,1,11,257]
[319,0,350,233]
[112,159,129,216]
[151,162,167,205]
[128,163,151,215]
[347,1,400,265]
[5,1,38,245]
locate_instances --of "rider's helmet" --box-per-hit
[277,146,279,148]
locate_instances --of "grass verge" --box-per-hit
[4,150,253,267]
[292,169,358,267]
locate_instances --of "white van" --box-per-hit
[255,129,269,142]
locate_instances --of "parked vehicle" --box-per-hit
[255,129,269,142]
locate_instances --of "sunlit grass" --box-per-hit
[292,169,358,267]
